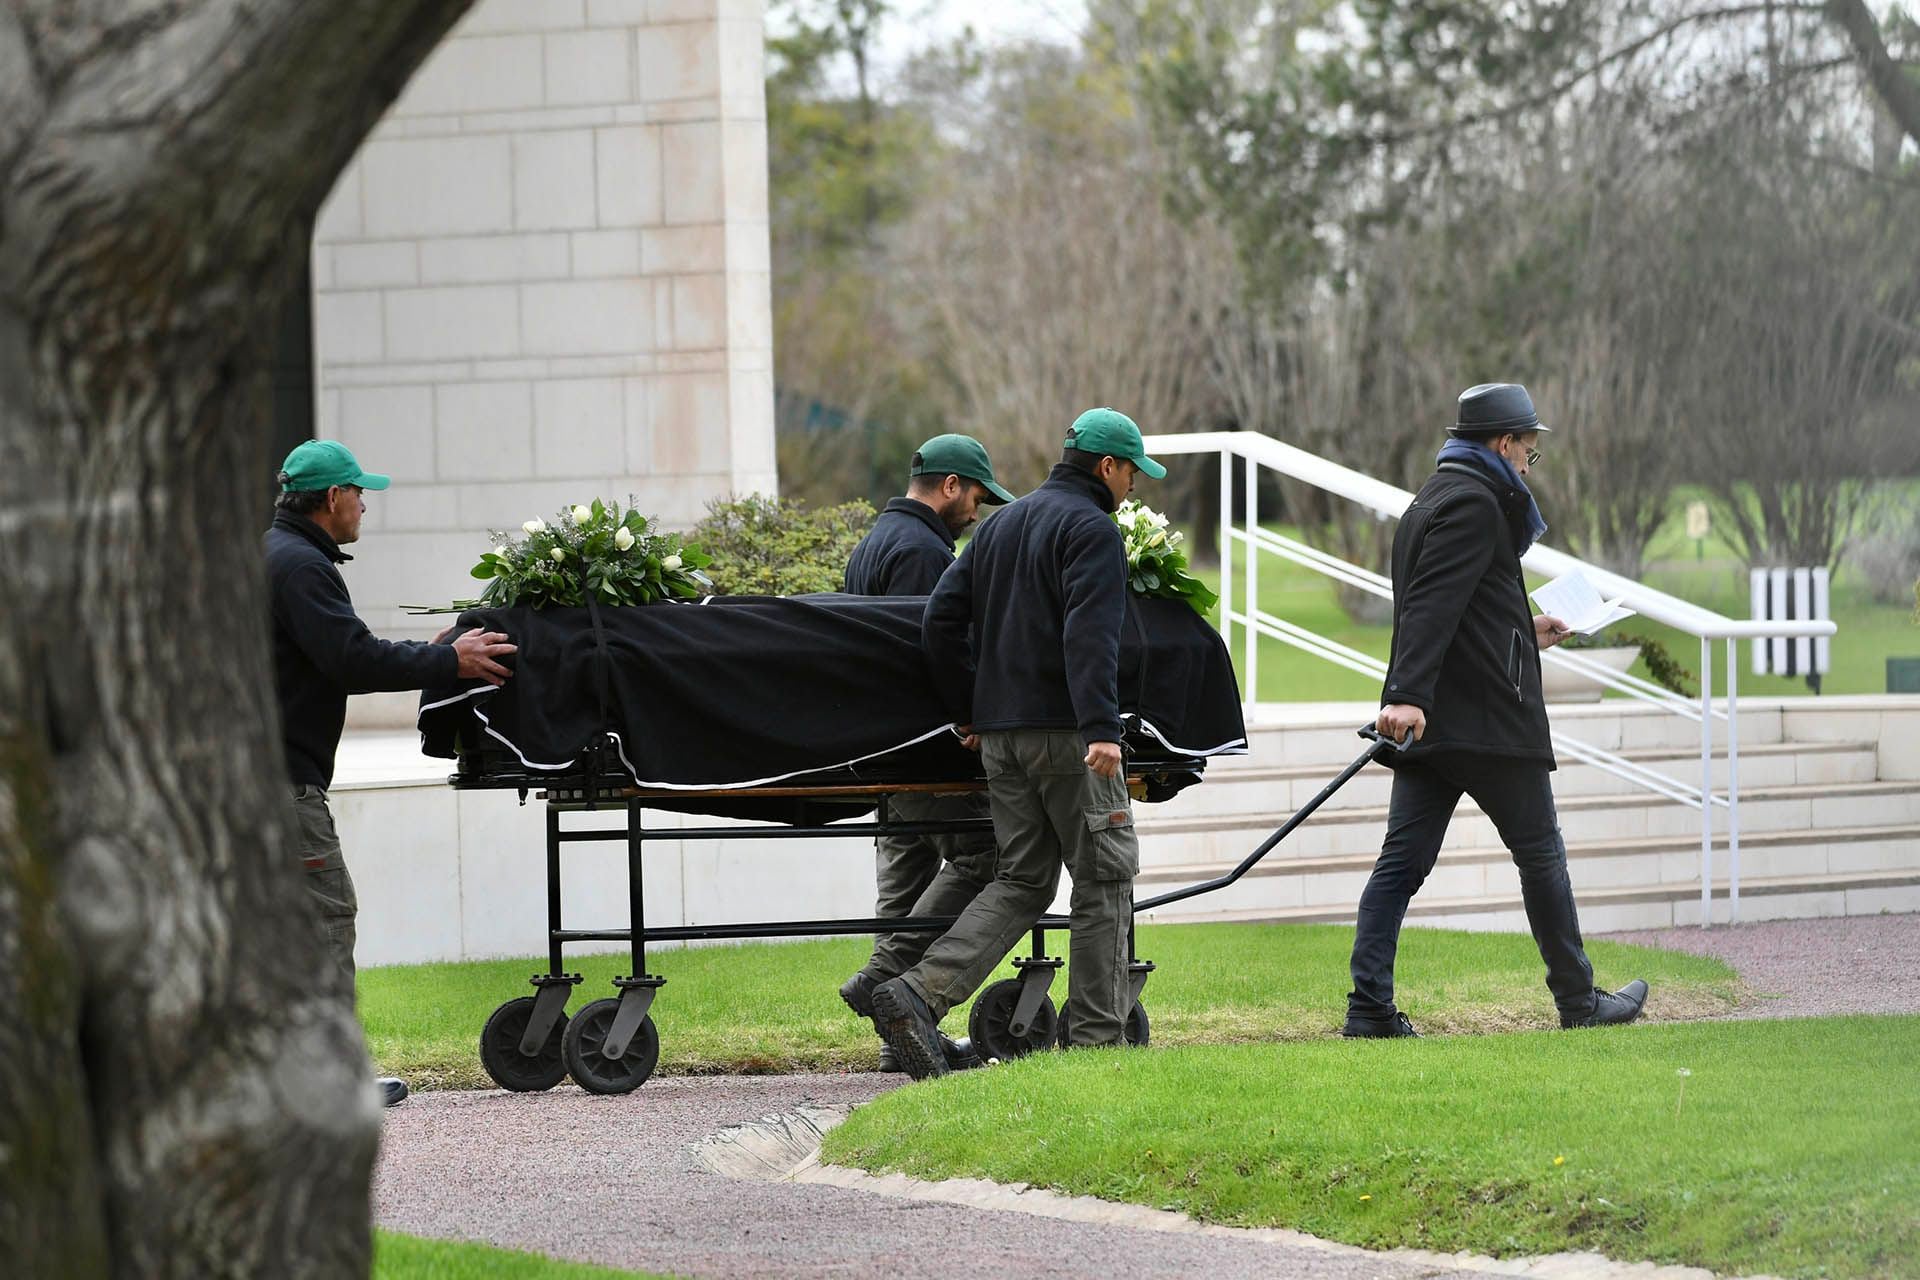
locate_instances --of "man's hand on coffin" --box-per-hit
[447,627,517,686]
[1085,740,1122,779]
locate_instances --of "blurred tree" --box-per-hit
[767,0,951,506]
[894,40,1233,498]
[0,2,472,1275]
[1114,0,1920,589]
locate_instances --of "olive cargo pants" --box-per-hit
[900,730,1139,1047]
[289,783,357,998]
[858,789,998,984]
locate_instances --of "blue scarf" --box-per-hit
[1435,438,1548,553]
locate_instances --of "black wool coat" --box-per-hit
[266,513,459,788]
[1379,463,1555,767]
[844,497,955,596]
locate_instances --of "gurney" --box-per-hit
[417,592,1395,1093]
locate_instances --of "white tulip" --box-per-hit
[523,518,547,535]
[549,547,566,563]
[661,553,683,571]
[614,526,635,551]
[1147,529,1167,548]
[573,504,592,527]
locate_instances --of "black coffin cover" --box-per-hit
[417,593,1245,810]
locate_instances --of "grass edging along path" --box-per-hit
[373,1231,670,1279]
[358,923,1743,1090]
[822,1016,1920,1280]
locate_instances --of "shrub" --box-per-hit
[1846,508,1920,605]
[692,494,876,596]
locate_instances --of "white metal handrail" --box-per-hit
[1249,522,1712,718]
[1229,526,1726,809]
[1147,429,1837,927]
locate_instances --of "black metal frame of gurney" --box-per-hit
[457,731,1400,1093]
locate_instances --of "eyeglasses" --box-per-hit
[1524,446,1542,467]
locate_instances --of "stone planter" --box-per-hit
[1543,645,1640,703]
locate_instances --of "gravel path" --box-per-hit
[1600,913,1920,1019]
[374,1074,1488,1279]
[376,914,1919,1278]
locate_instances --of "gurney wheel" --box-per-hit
[1055,999,1150,1049]
[479,996,570,1092]
[967,978,1057,1062]
[563,997,659,1095]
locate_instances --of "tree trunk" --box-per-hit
[0,2,473,1275]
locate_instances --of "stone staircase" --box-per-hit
[1134,696,1920,932]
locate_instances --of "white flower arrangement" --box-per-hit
[411,497,713,612]
[1113,500,1217,615]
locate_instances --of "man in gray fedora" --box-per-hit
[1347,383,1648,1038]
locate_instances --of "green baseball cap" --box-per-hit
[911,433,1016,504]
[279,440,391,492]
[1064,407,1166,480]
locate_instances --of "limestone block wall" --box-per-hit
[311,0,774,635]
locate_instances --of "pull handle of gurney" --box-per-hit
[1131,723,1407,914]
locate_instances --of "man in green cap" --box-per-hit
[872,408,1166,1079]
[843,433,1016,595]
[839,434,1015,1071]
[265,440,517,1106]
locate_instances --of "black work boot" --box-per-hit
[939,1033,981,1071]
[378,1077,410,1107]
[1341,1010,1420,1039]
[839,972,877,1018]
[871,978,949,1080]
[1561,979,1649,1029]
[842,972,902,1071]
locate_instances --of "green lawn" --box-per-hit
[358,923,1742,1090]
[1190,518,1918,703]
[375,1231,668,1279]
[823,1016,1920,1280]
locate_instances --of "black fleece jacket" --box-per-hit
[1380,462,1554,767]
[266,513,459,788]
[844,497,955,595]
[923,464,1128,744]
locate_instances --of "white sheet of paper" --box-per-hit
[1529,569,1637,636]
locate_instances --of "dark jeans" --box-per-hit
[1348,755,1594,1019]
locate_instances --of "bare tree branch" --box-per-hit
[1825,0,1920,144]
[1353,3,1829,147]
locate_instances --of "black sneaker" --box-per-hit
[871,978,949,1080]
[1341,1010,1420,1038]
[378,1077,410,1107]
[1561,979,1649,1029]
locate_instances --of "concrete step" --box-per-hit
[1140,867,1920,934]
[1173,740,1878,819]
[1135,779,1920,865]
[1134,825,1920,919]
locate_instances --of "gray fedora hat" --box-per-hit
[1450,382,1552,436]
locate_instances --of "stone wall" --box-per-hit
[311,0,774,636]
